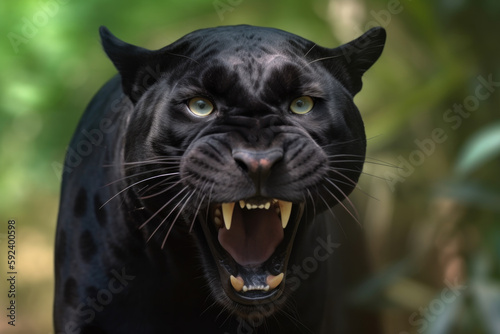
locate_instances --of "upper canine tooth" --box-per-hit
[230,275,244,292]
[222,202,235,230]
[278,201,292,229]
[266,273,284,290]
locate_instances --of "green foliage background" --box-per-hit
[0,0,499,333]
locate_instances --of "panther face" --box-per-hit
[100,25,385,318]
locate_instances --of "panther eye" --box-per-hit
[290,96,314,114]
[187,97,214,117]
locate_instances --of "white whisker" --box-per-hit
[140,184,187,230]
[103,170,179,187]
[161,190,196,248]
[139,176,182,199]
[100,173,177,209]
[323,178,359,224]
[189,194,206,233]
[317,193,346,237]
[329,166,388,181]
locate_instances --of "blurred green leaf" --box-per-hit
[349,259,413,306]
[436,181,500,211]
[425,293,464,334]
[454,122,500,177]
[473,281,500,334]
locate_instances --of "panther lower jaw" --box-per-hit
[199,198,304,307]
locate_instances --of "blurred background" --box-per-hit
[1,0,499,333]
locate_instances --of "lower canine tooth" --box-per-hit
[222,202,235,230]
[230,275,244,292]
[278,201,292,228]
[266,273,284,290]
[239,200,245,209]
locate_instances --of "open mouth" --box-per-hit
[200,197,304,305]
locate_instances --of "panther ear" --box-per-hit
[99,26,157,103]
[332,27,386,96]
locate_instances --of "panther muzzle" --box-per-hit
[200,197,304,305]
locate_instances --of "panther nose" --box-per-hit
[233,148,283,192]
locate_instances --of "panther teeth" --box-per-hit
[278,201,292,229]
[266,273,284,290]
[229,273,284,293]
[217,199,292,230]
[243,285,269,292]
[213,209,223,227]
[230,275,244,292]
[222,202,235,230]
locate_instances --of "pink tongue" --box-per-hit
[218,207,283,266]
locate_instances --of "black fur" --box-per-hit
[54,25,386,333]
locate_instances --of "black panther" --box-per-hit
[54,24,386,333]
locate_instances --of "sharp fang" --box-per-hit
[278,201,292,229]
[239,200,245,209]
[230,275,244,292]
[222,202,235,230]
[266,273,284,290]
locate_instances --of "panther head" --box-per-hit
[100,25,385,318]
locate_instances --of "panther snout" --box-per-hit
[232,148,283,194]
